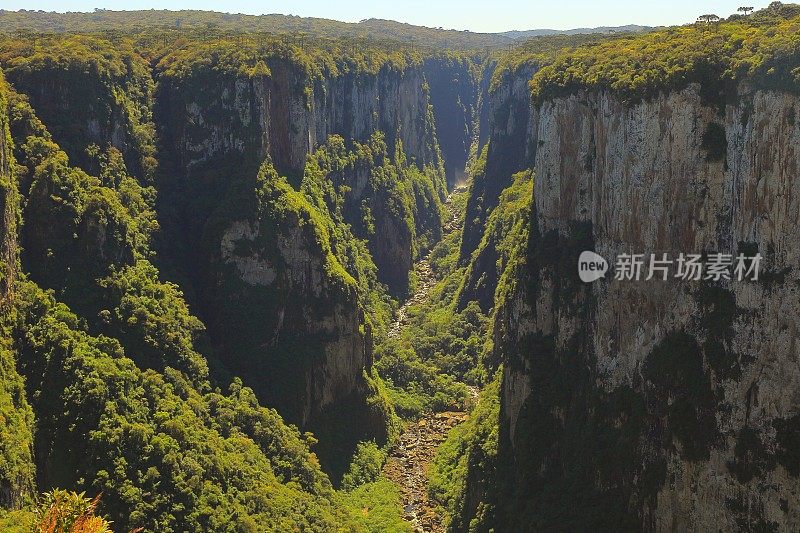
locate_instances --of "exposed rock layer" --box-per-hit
[493,83,800,530]
[154,57,482,475]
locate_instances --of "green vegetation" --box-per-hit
[460,166,533,312]
[149,34,451,470]
[193,131,441,432]
[375,338,472,418]
[302,132,445,301]
[366,156,533,530]
[2,4,797,531]
[0,33,156,182]
[157,31,433,80]
[0,10,513,50]
[529,4,800,102]
[12,278,351,531]
[0,509,34,531]
[9,91,208,385]
[0,73,35,513]
[489,33,622,91]
[340,441,387,492]
[429,373,500,531]
[197,153,393,463]
[374,187,490,419]
[0,45,414,529]
[476,185,662,530]
[340,478,411,532]
[368,151,532,529]
[0,340,34,510]
[7,23,455,505]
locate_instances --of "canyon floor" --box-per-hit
[382,185,475,533]
[382,409,470,532]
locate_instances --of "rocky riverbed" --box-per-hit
[383,184,474,532]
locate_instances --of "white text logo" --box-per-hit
[579,251,762,283]
[578,251,609,282]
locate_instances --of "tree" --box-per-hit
[738,6,754,15]
[697,14,721,24]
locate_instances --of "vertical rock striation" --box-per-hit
[460,64,538,264]
[155,54,483,475]
[493,83,800,530]
[424,56,488,189]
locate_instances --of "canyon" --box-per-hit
[1,5,800,531]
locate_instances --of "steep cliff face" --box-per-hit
[0,35,486,483]
[156,57,448,287]
[460,64,537,266]
[1,65,352,530]
[206,157,382,430]
[424,56,487,188]
[458,160,532,313]
[0,78,17,302]
[494,84,800,530]
[456,64,538,316]
[0,73,35,511]
[1,37,156,183]
[158,59,444,180]
[314,66,445,180]
[210,168,395,484]
[155,55,455,473]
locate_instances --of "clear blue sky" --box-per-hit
[2,1,772,32]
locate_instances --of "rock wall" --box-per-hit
[155,57,469,474]
[493,83,800,530]
[460,64,537,264]
[0,78,16,302]
[456,64,537,312]
[158,59,444,180]
[155,57,449,289]
[424,56,486,188]
[1,44,486,483]
[0,73,35,510]
[210,191,387,479]
[3,61,155,183]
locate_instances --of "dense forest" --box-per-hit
[0,10,512,49]
[0,2,799,531]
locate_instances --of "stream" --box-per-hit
[382,185,475,533]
